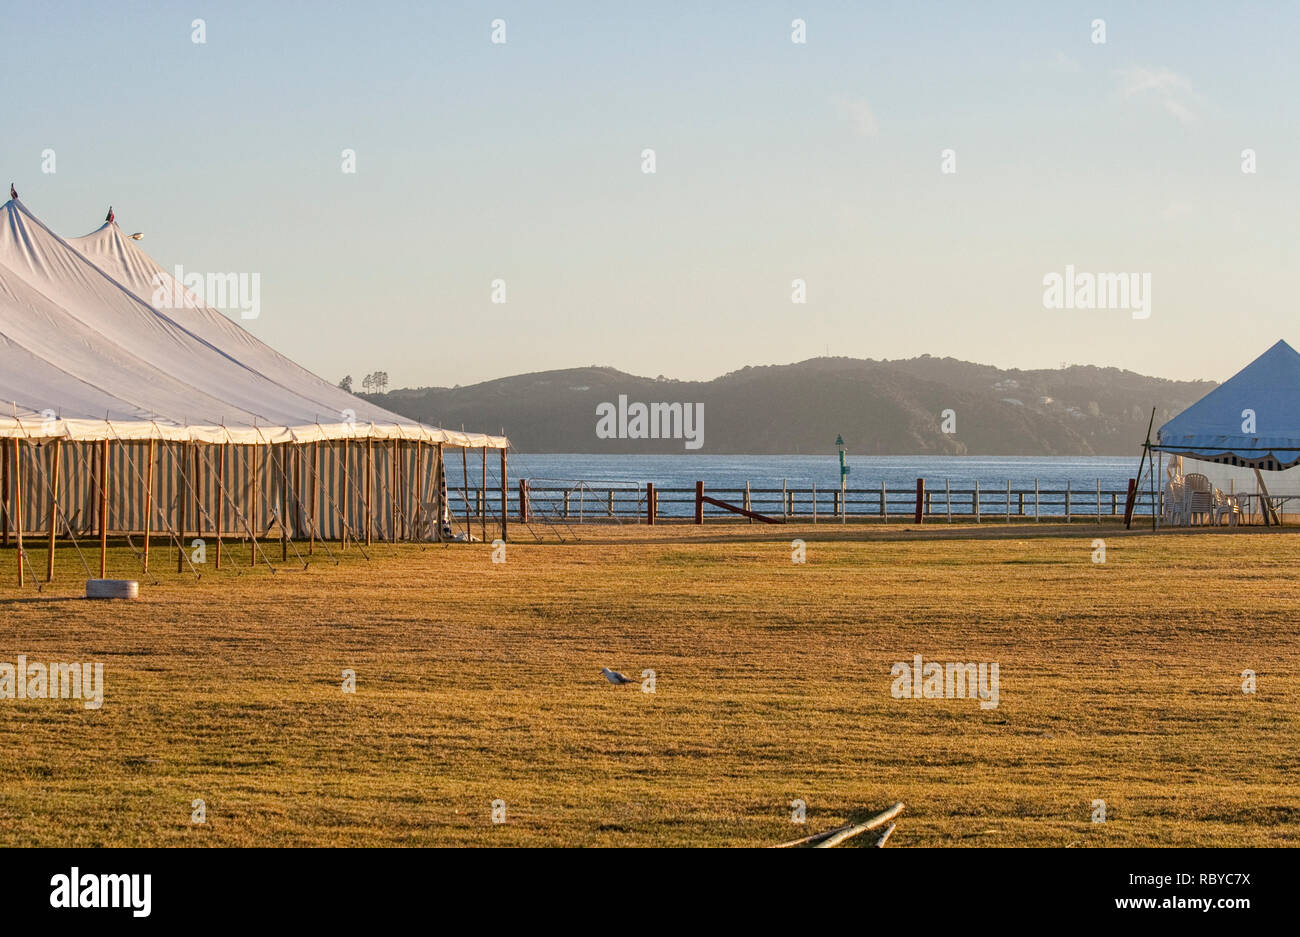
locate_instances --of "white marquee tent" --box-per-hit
[0,195,508,585]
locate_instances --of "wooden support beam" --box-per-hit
[309,442,318,554]
[365,437,373,546]
[45,439,61,582]
[413,441,422,541]
[13,438,23,587]
[772,802,906,849]
[340,441,350,549]
[214,443,223,570]
[250,445,259,566]
[280,444,288,562]
[699,493,783,524]
[99,438,108,578]
[1,438,8,546]
[177,441,186,574]
[814,803,906,849]
[393,439,400,542]
[143,439,155,572]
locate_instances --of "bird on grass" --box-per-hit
[600,667,636,685]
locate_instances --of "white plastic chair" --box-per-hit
[1213,492,1242,527]
[1162,481,1186,526]
[1184,474,1213,525]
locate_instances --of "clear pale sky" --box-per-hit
[3,1,1296,388]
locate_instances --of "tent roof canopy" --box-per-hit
[1156,339,1300,471]
[0,197,505,448]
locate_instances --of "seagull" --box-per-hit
[105,206,114,223]
[600,667,636,685]
[9,183,15,200]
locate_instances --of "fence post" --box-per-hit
[914,478,924,524]
[880,481,887,521]
[1065,481,1071,523]
[519,479,528,522]
[647,483,656,526]
[1097,478,1102,524]
[946,478,952,523]
[1034,478,1039,522]
[1122,478,1138,527]
[974,481,981,523]
[812,484,817,524]
[694,481,704,524]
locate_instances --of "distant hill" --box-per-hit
[360,356,1214,455]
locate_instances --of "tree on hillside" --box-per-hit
[338,375,353,392]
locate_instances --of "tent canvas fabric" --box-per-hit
[1156,339,1300,471]
[0,198,506,550]
[0,197,504,448]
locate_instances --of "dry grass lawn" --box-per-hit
[0,522,1296,847]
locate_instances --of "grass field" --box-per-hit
[0,523,1296,847]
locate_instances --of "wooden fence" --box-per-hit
[458,479,1184,525]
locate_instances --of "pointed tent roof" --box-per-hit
[1156,339,1300,470]
[0,198,504,448]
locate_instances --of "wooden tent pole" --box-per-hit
[250,445,260,567]
[177,442,187,574]
[279,444,288,562]
[309,442,318,555]
[340,441,350,549]
[215,443,224,569]
[99,438,108,578]
[480,447,488,542]
[1,438,8,546]
[193,443,201,543]
[293,445,303,553]
[365,436,374,546]
[13,438,24,587]
[413,441,422,540]
[45,438,61,582]
[390,439,398,542]
[500,445,508,543]
[143,439,156,573]
[293,445,303,551]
